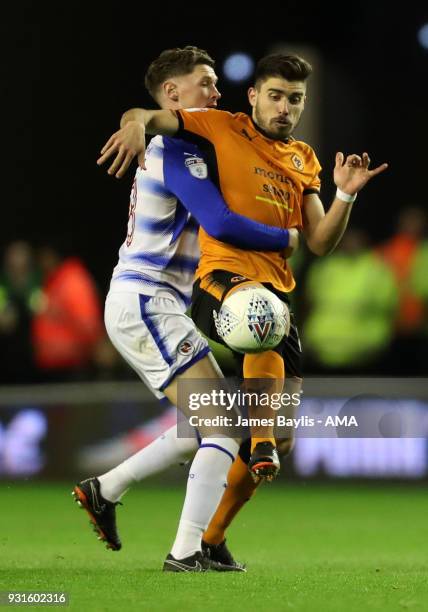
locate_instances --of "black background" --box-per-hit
[4,1,428,292]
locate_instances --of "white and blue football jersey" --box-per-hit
[109,135,290,308]
[110,136,200,308]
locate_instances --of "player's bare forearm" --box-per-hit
[303,151,388,256]
[120,108,179,135]
[97,109,179,178]
[304,198,353,256]
[120,108,147,128]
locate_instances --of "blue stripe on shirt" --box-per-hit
[125,252,198,271]
[113,271,190,305]
[136,215,175,234]
[139,176,172,199]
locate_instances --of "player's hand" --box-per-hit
[334,152,388,197]
[283,228,299,259]
[97,121,147,178]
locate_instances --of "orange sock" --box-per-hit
[243,351,284,453]
[203,455,260,545]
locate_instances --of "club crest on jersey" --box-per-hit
[185,156,208,179]
[291,154,304,171]
[178,340,195,356]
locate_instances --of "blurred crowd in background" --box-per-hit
[1,205,427,386]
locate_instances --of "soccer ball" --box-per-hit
[214,286,290,354]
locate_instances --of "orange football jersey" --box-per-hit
[176,108,321,292]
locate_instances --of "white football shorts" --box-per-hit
[105,291,210,398]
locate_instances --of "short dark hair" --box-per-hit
[254,54,312,88]
[145,46,215,101]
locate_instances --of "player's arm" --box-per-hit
[97,108,180,178]
[302,193,351,256]
[120,108,179,134]
[303,152,388,256]
[163,146,298,253]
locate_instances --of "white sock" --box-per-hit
[98,425,199,502]
[170,437,239,560]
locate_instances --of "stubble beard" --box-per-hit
[254,106,292,141]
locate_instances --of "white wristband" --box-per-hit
[336,187,357,203]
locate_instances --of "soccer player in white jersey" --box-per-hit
[73,47,297,572]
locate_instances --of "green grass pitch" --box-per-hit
[1,482,427,611]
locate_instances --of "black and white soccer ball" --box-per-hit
[214,286,290,354]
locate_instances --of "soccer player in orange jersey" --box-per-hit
[98,51,387,553]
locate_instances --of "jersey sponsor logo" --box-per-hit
[254,166,295,187]
[185,156,208,179]
[262,183,291,201]
[186,108,209,113]
[178,340,195,356]
[291,154,304,171]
